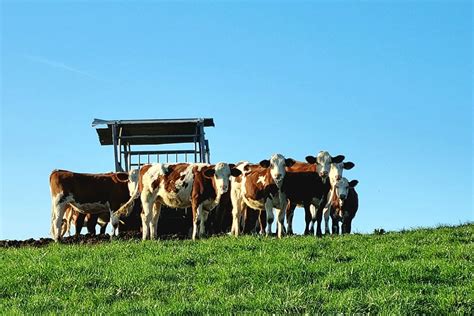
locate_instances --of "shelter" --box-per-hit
[92,118,214,172]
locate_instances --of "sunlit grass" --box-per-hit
[1,224,472,314]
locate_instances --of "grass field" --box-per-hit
[1,224,473,314]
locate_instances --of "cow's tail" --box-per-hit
[115,169,141,218]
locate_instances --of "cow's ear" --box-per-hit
[331,155,345,164]
[230,168,242,177]
[305,156,317,164]
[203,168,215,178]
[349,180,359,188]
[165,165,174,175]
[259,159,270,168]
[285,158,296,167]
[343,162,355,170]
[229,163,236,169]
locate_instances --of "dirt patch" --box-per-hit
[0,231,189,248]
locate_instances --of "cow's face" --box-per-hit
[306,151,345,183]
[329,161,355,184]
[204,162,242,196]
[259,154,296,187]
[334,178,358,207]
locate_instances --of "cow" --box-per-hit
[322,160,355,234]
[230,154,296,238]
[284,151,345,237]
[50,169,139,241]
[60,207,110,237]
[328,178,359,234]
[122,162,241,241]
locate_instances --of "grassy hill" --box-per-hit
[1,224,473,314]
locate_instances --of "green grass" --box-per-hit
[1,224,473,314]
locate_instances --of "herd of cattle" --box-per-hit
[49,151,359,241]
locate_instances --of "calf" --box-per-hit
[50,169,139,241]
[284,151,345,236]
[127,162,241,240]
[322,160,355,234]
[230,154,296,238]
[61,208,110,237]
[329,178,359,234]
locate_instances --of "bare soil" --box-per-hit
[0,231,190,248]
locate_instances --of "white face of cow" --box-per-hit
[306,151,345,183]
[259,154,296,188]
[334,178,350,207]
[214,162,232,195]
[334,178,358,207]
[329,161,355,185]
[269,154,287,186]
[316,151,333,179]
[204,162,242,196]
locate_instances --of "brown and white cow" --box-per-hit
[322,160,355,234]
[230,154,296,238]
[50,169,139,241]
[126,162,241,240]
[328,178,359,234]
[284,151,345,236]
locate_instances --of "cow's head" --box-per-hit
[259,154,296,187]
[203,162,242,196]
[329,161,355,185]
[334,178,358,208]
[305,151,345,183]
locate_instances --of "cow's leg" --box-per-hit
[323,205,331,235]
[303,203,311,235]
[230,194,243,237]
[200,210,209,238]
[307,204,317,235]
[149,200,162,240]
[86,214,99,235]
[286,203,297,235]
[278,193,288,237]
[257,210,266,235]
[331,214,340,235]
[97,213,108,235]
[140,191,154,240]
[75,212,85,236]
[192,203,203,241]
[51,198,68,241]
[324,189,335,235]
[99,223,107,235]
[315,202,324,238]
[241,207,248,233]
[275,207,285,239]
[345,220,352,234]
[60,207,72,237]
[243,208,257,234]
[265,198,274,236]
[342,213,352,234]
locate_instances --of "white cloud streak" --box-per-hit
[24,54,101,81]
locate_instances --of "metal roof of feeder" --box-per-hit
[92,118,215,146]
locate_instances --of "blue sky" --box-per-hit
[1,1,472,240]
